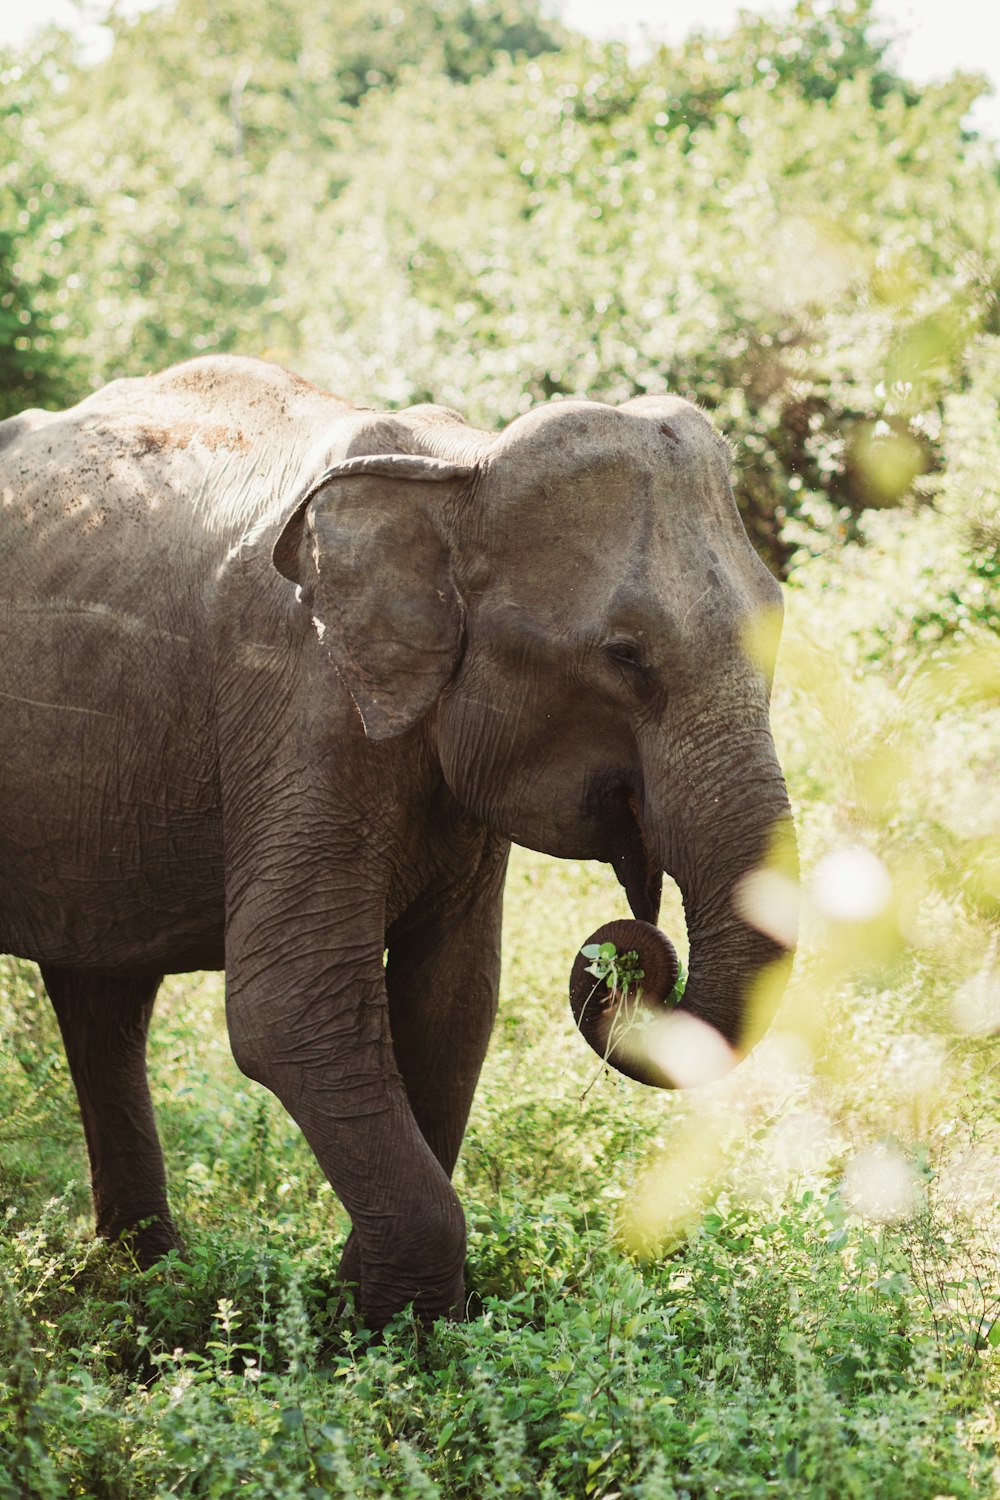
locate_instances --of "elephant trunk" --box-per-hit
[574,714,796,1089]
[669,782,795,1048]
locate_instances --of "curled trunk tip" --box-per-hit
[570,919,682,1088]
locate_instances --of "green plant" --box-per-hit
[581,941,645,996]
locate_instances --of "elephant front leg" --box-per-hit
[224,932,468,1328]
[41,966,181,1266]
[338,842,508,1297]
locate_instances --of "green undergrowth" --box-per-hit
[1,1166,997,1499]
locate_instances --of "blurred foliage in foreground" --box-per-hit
[1,0,998,567]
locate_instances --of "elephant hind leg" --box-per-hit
[41,965,181,1267]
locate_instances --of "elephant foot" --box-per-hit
[331,1231,363,1323]
[101,1212,183,1270]
[337,1228,362,1288]
[336,1199,466,1330]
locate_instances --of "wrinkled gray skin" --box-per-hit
[0,356,793,1326]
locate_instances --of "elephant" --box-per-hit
[0,355,794,1327]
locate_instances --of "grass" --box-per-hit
[2,500,999,1496]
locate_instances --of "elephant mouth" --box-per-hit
[602,786,662,926]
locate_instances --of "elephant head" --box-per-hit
[273,394,795,1076]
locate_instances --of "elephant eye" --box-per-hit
[603,636,648,674]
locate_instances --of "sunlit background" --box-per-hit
[3,0,1000,137]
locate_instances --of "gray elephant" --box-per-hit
[0,356,793,1327]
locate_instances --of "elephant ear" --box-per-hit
[272,454,475,741]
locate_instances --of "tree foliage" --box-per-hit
[0,45,84,416]
[1,0,997,568]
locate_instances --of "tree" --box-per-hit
[6,0,998,569]
[0,44,83,417]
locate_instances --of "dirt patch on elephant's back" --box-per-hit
[129,422,251,456]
